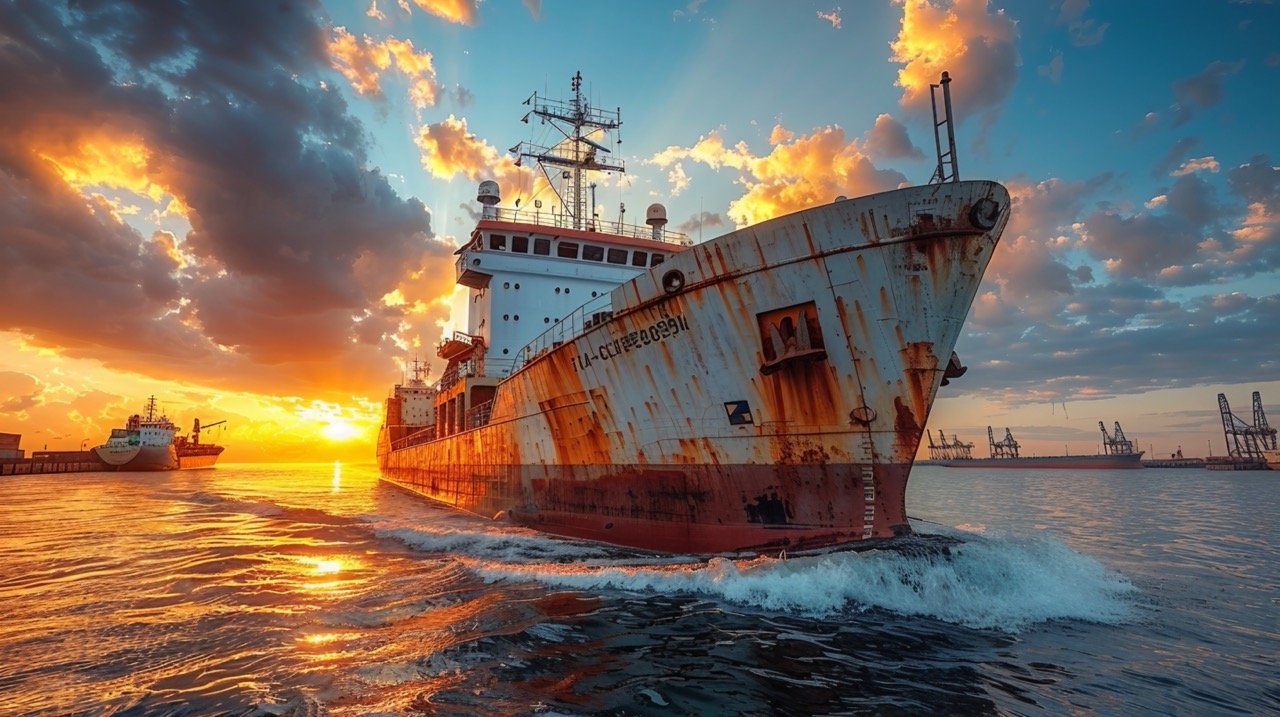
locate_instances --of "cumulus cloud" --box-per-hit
[0,1,453,398]
[1079,210,1205,279]
[889,0,1020,143]
[862,114,924,160]
[328,27,440,108]
[414,115,534,201]
[650,125,908,227]
[408,0,480,25]
[817,8,842,29]
[1171,156,1220,176]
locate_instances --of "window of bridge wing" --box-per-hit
[650,253,665,267]
[533,237,550,255]
[583,244,604,262]
[757,301,826,365]
[607,248,628,265]
[489,234,507,251]
[512,235,529,253]
[631,250,648,267]
[557,241,579,259]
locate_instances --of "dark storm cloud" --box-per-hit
[0,0,449,393]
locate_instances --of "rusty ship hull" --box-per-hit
[379,180,1010,555]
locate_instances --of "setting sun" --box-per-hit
[321,420,359,441]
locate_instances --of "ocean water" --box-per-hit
[0,463,1276,716]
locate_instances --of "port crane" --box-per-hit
[988,426,1020,459]
[1217,393,1273,460]
[1099,421,1135,455]
[927,430,975,461]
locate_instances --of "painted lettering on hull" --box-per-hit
[571,315,691,371]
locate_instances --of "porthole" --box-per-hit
[514,283,520,290]
[503,281,510,289]
[544,317,550,324]
[555,287,561,294]
[591,291,598,297]
[502,348,509,354]
[565,288,571,294]
[513,315,519,321]
[503,314,509,320]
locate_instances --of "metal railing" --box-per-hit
[466,400,494,429]
[483,206,690,246]
[512,293,614,371]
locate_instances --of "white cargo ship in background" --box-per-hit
[93,396,225,471]
[379,71,1010,554]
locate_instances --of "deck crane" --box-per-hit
[191,418,227,446]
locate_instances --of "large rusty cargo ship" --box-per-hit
[378,72,1010,555]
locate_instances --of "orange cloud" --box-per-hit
[1171,156,1220,176]
[37,130,170,203]
[409,0,479,25]
[414,115,534,198]
[328,27,439,108]
[890,0,1019,117]
[651,126,907,227]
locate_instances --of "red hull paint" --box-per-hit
[378,460,911,555]
[942,453,1145,469]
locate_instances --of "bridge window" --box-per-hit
[607,248,628,264]
[512,235,529,253]
[534,238,550,255]
[650,253,665,267]
[631,251,648,267]
[489,234,507,251]
[557,241,579,259]
[583,244,604,262]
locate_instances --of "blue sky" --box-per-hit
[0,0,1276,459]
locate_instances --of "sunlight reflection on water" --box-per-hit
[0,464,1275,716]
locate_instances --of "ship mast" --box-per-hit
[513,71,624,230]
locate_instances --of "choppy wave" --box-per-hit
[375,516,1137,632]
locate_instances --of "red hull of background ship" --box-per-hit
[380,178,1009,554]
[942,452,1145,469]
[93,444,224,471]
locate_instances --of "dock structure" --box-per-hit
[988,426,1020,459]
[1,454,112,475]
[1099,421,1135,455]
[1209,392,1275,470]
[0,435,112,476]
[927,430,974,461]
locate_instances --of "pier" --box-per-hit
[1,450,111,476]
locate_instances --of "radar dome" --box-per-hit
[477,180,501,205]
[645,203,668,227]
